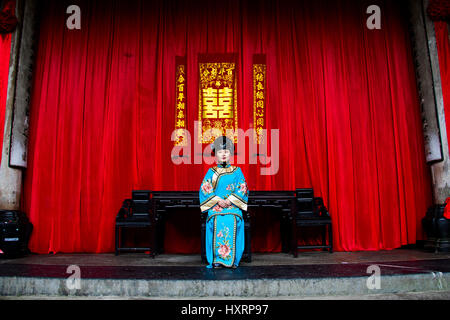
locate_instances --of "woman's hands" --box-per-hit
[218,198,232,208]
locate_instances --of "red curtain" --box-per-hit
[434,21,450,157]
[23,0,433,254]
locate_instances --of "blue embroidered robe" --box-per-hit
[199,164,248,268]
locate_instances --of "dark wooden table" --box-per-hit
[151,190,298,257]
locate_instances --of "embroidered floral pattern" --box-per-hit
[237,179,248,196]
[216,224,232,260]
[239,181,248,195]
[201,179,213,195]
[218,244,231,258]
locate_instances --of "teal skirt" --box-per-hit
[205,207,245,268]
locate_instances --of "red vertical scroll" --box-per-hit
[253,54,266,144]
[198,54,238,144]
[174,56,187,146]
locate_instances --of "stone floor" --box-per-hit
[3,290,450,300]
[1,248,449,267]
[1,248,450,281]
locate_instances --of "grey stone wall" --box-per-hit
[0,0,25,210]
[0,0,38,210]
[9,0,39,168]
[408,0,450,203]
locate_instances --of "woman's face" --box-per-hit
[216,149,231,163]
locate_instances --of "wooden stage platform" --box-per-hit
[0,248,449,299]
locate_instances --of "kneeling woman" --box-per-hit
[199,136,249,269]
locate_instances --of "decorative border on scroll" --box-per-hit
[253,54,266,145]
[174,56,187,146]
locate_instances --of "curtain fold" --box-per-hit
[23,0,432,254]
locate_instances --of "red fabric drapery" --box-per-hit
[444,197,450,219]
[23,0,433,254]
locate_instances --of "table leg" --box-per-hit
[115,226,119,256]
[328,223,333,253]
[291,200,298,258]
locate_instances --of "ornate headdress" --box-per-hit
[211,135,234,156]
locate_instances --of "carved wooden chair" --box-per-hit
[115,190,157,257]
[292,188,332,257]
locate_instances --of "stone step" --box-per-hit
[1,272,449,298]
